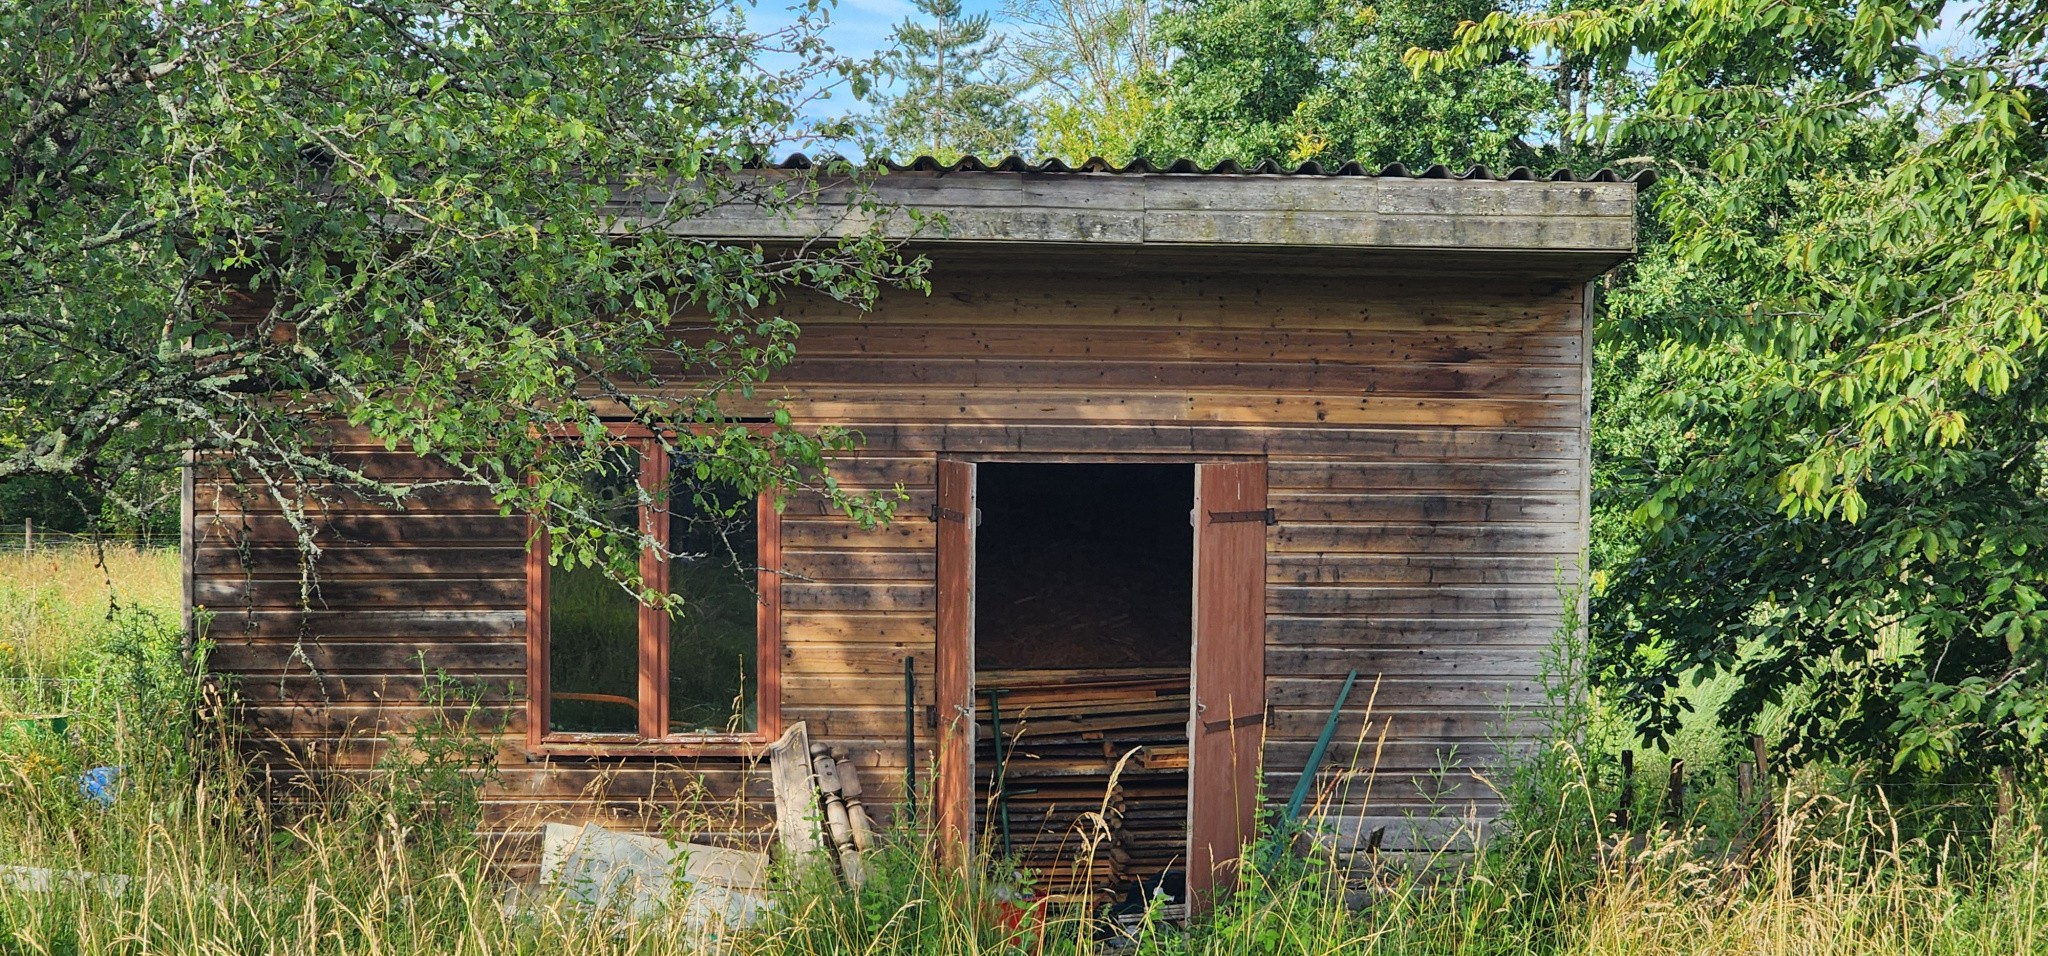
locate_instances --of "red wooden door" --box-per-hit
[1189,460,1267,906]
[933,458,977,859]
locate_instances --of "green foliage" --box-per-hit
[1003,0,1165,161]
[2,0,920,593]
[0,600,200,854]
[762,831,1052,954]
[860,0,1031,160]
[1138,0,1547,167]
[364,669,504,851]
[0,471,177,541]
[1426,1,2048,777]
[0,476,91,534]
[1587,343,1693,589]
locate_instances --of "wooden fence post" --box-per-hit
[1664,759,1687,827]
[1752,736,1769,794]
[1750,738,1780,860]
[1997,765,2017,849]
[1617,749,1635,831]
[21,517,31,553]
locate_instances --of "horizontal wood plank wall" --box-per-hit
[759,263,1587,855]
[195,256,1588,871]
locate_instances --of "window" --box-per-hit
[526,431,780,752]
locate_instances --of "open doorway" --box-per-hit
[973,463,1193,904]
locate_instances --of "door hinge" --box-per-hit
[1201,709,1268,734]
[929,505,982,526]
[1208,508,1276,526]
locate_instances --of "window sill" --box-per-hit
[525,735,773,759]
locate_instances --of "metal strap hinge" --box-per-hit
[1201,709,1267,734]
[930,504,967,523]
[1209,508,1277,526]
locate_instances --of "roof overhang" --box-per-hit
[622,167,1643,280]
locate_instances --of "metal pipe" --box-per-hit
[905,657,917,826]
[1282,668,1359,825]
[987,687,1014,857]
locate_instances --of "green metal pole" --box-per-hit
[905,657,917,825]
[987,688,1014,857]
[1282,668,1359,825]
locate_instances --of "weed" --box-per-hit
[3,546,2048,955]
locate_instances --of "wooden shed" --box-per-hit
[186,156,1645,904]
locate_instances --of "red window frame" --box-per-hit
[524,425,782,756]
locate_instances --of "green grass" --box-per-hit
[3,546,2048,954]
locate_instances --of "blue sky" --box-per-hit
[749,0,1007,158]
[765,0,1010,58]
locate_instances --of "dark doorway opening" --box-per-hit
[973,463,1193,904]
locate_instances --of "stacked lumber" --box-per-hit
[975,668,1190,900]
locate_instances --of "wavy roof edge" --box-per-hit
[754,153,1657,186]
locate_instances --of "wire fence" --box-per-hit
[0,526,179,554]
[1609,740,2038,850]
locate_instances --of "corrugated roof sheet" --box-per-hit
[764,153,1658,185]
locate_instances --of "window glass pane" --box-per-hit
[666,459,760,735]
[547,448,642,735]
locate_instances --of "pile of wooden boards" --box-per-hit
[975,668,1190,901]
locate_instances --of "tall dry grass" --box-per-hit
[0,545,180,669]
[1564,814,2048,955]
[1,546,2046,954]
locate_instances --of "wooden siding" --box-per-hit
[192,252,1590,870]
